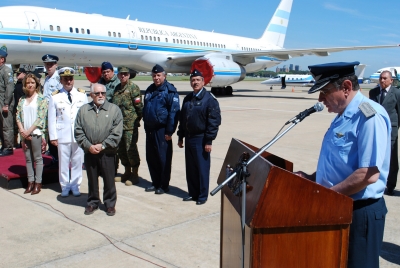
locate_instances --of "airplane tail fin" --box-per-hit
[355,64,366,79]
[259,0,293,48]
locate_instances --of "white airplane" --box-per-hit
[369,67,400,83]
[261,64,366,89]
[0,0,398,95]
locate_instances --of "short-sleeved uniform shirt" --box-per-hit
[316,91,391,200]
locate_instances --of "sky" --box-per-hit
[2,0,399,77]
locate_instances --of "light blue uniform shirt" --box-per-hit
[43,71,62,101]
[316,91,391,200]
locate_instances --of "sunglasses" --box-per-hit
[93,91,106,96]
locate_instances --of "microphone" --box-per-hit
[285,102,324,125]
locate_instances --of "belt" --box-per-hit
[353,198,380,210]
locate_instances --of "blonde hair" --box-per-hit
[22,73,41,94]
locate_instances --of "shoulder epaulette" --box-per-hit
[359,102,376,118]
[78,88,86,94]
[52,90,60,96]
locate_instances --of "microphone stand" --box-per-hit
[210,118,301,268]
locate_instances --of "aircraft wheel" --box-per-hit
[270,86,273,90]
[226,86,233,95]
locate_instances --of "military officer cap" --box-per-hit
[101,61,113,71]
[118,66,130,73]
[16,68,27,74]
[58,67,75,76]
[308,61,360,94]
[152,64,165,73]
[42,54,59,62]
[190,69,203,78]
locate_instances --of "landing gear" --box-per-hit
[270,86,273,90]
[211,86,233,96]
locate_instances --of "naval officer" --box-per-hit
[48,67,88,197]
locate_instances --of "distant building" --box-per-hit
[289,64,294,71]
[276,66,280,73]
[295,65,300,71]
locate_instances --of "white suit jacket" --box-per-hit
[48,87,88,143]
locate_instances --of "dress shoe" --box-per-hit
[106,207,116,216]
[196,200,207,205]
[84,205,98,215]
[386,188,395,196]
[145,186,156,192]
[183,196,196,201]
[155,188,169,194]
[0,149,13,157]
[31,183,42,195]
[71,189,81,197]
[61,189,70,197]
[125,174,139,186]
[24,182,35,194]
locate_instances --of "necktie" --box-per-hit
[67,92,72,103]
[380,89,386,104]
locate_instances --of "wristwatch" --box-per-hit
[101,145,105,150]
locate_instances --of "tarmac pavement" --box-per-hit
[1,80,399,267]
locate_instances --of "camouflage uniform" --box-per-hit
[113,81,143,170]
[0,64,14,150]
[99,74,120,102]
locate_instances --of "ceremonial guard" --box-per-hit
[0,45,14,156]
[48,67,88,197]
[113,66,143,186]
[143,64,180,194]
[177,69,221,205]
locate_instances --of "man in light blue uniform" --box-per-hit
[296,62,390,268]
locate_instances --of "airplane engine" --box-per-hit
[191,57,246,87]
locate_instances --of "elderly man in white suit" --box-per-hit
[48,67,88,197]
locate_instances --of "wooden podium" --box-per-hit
[218,139,353,268]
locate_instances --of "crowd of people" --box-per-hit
[0,47,222,216]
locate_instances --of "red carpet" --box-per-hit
[0,148,58,189]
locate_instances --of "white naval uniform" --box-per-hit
[48,87,88,191]
[43,72,63,101]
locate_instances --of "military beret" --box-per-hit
[0,49,7,58]
[118,66,130,73]
[152,64,165,73]
[42,54,59,62]
[308,61,360,94]
[190,69,203,78]
[58,67,75,76]
[101,61,113,71]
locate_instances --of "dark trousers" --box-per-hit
[348,198,387,268]
[145,128,172,189]
[387,138,399,191]
[84,152,117,209]
[185,136,210,201]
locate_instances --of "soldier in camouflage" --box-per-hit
[113,66,143,186]
[0,46,15,156]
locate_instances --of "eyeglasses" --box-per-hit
[320,85,339,95]
[92,91,106,96]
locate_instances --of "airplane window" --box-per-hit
[150,36,152,41]
[75,28,79,33]
[113,32,116,37]
[81,28,84,34]
[158,37,160,41]
[108,31,111,37]
[50,25,54,31]
[173,39,175,43]
[145,36,148,40]
[141,35,144,40]
[70,27,73,33]
[118,33,121,37]
[165,38,168,42]
[57,26,61,31]
[0,22,2,28]
[87,29,90,34]
[224,45,226,48]
[197,41,199,45]
[180,40,182,44]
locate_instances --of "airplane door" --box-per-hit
[126,24,137,50]
[24,11,42,42]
